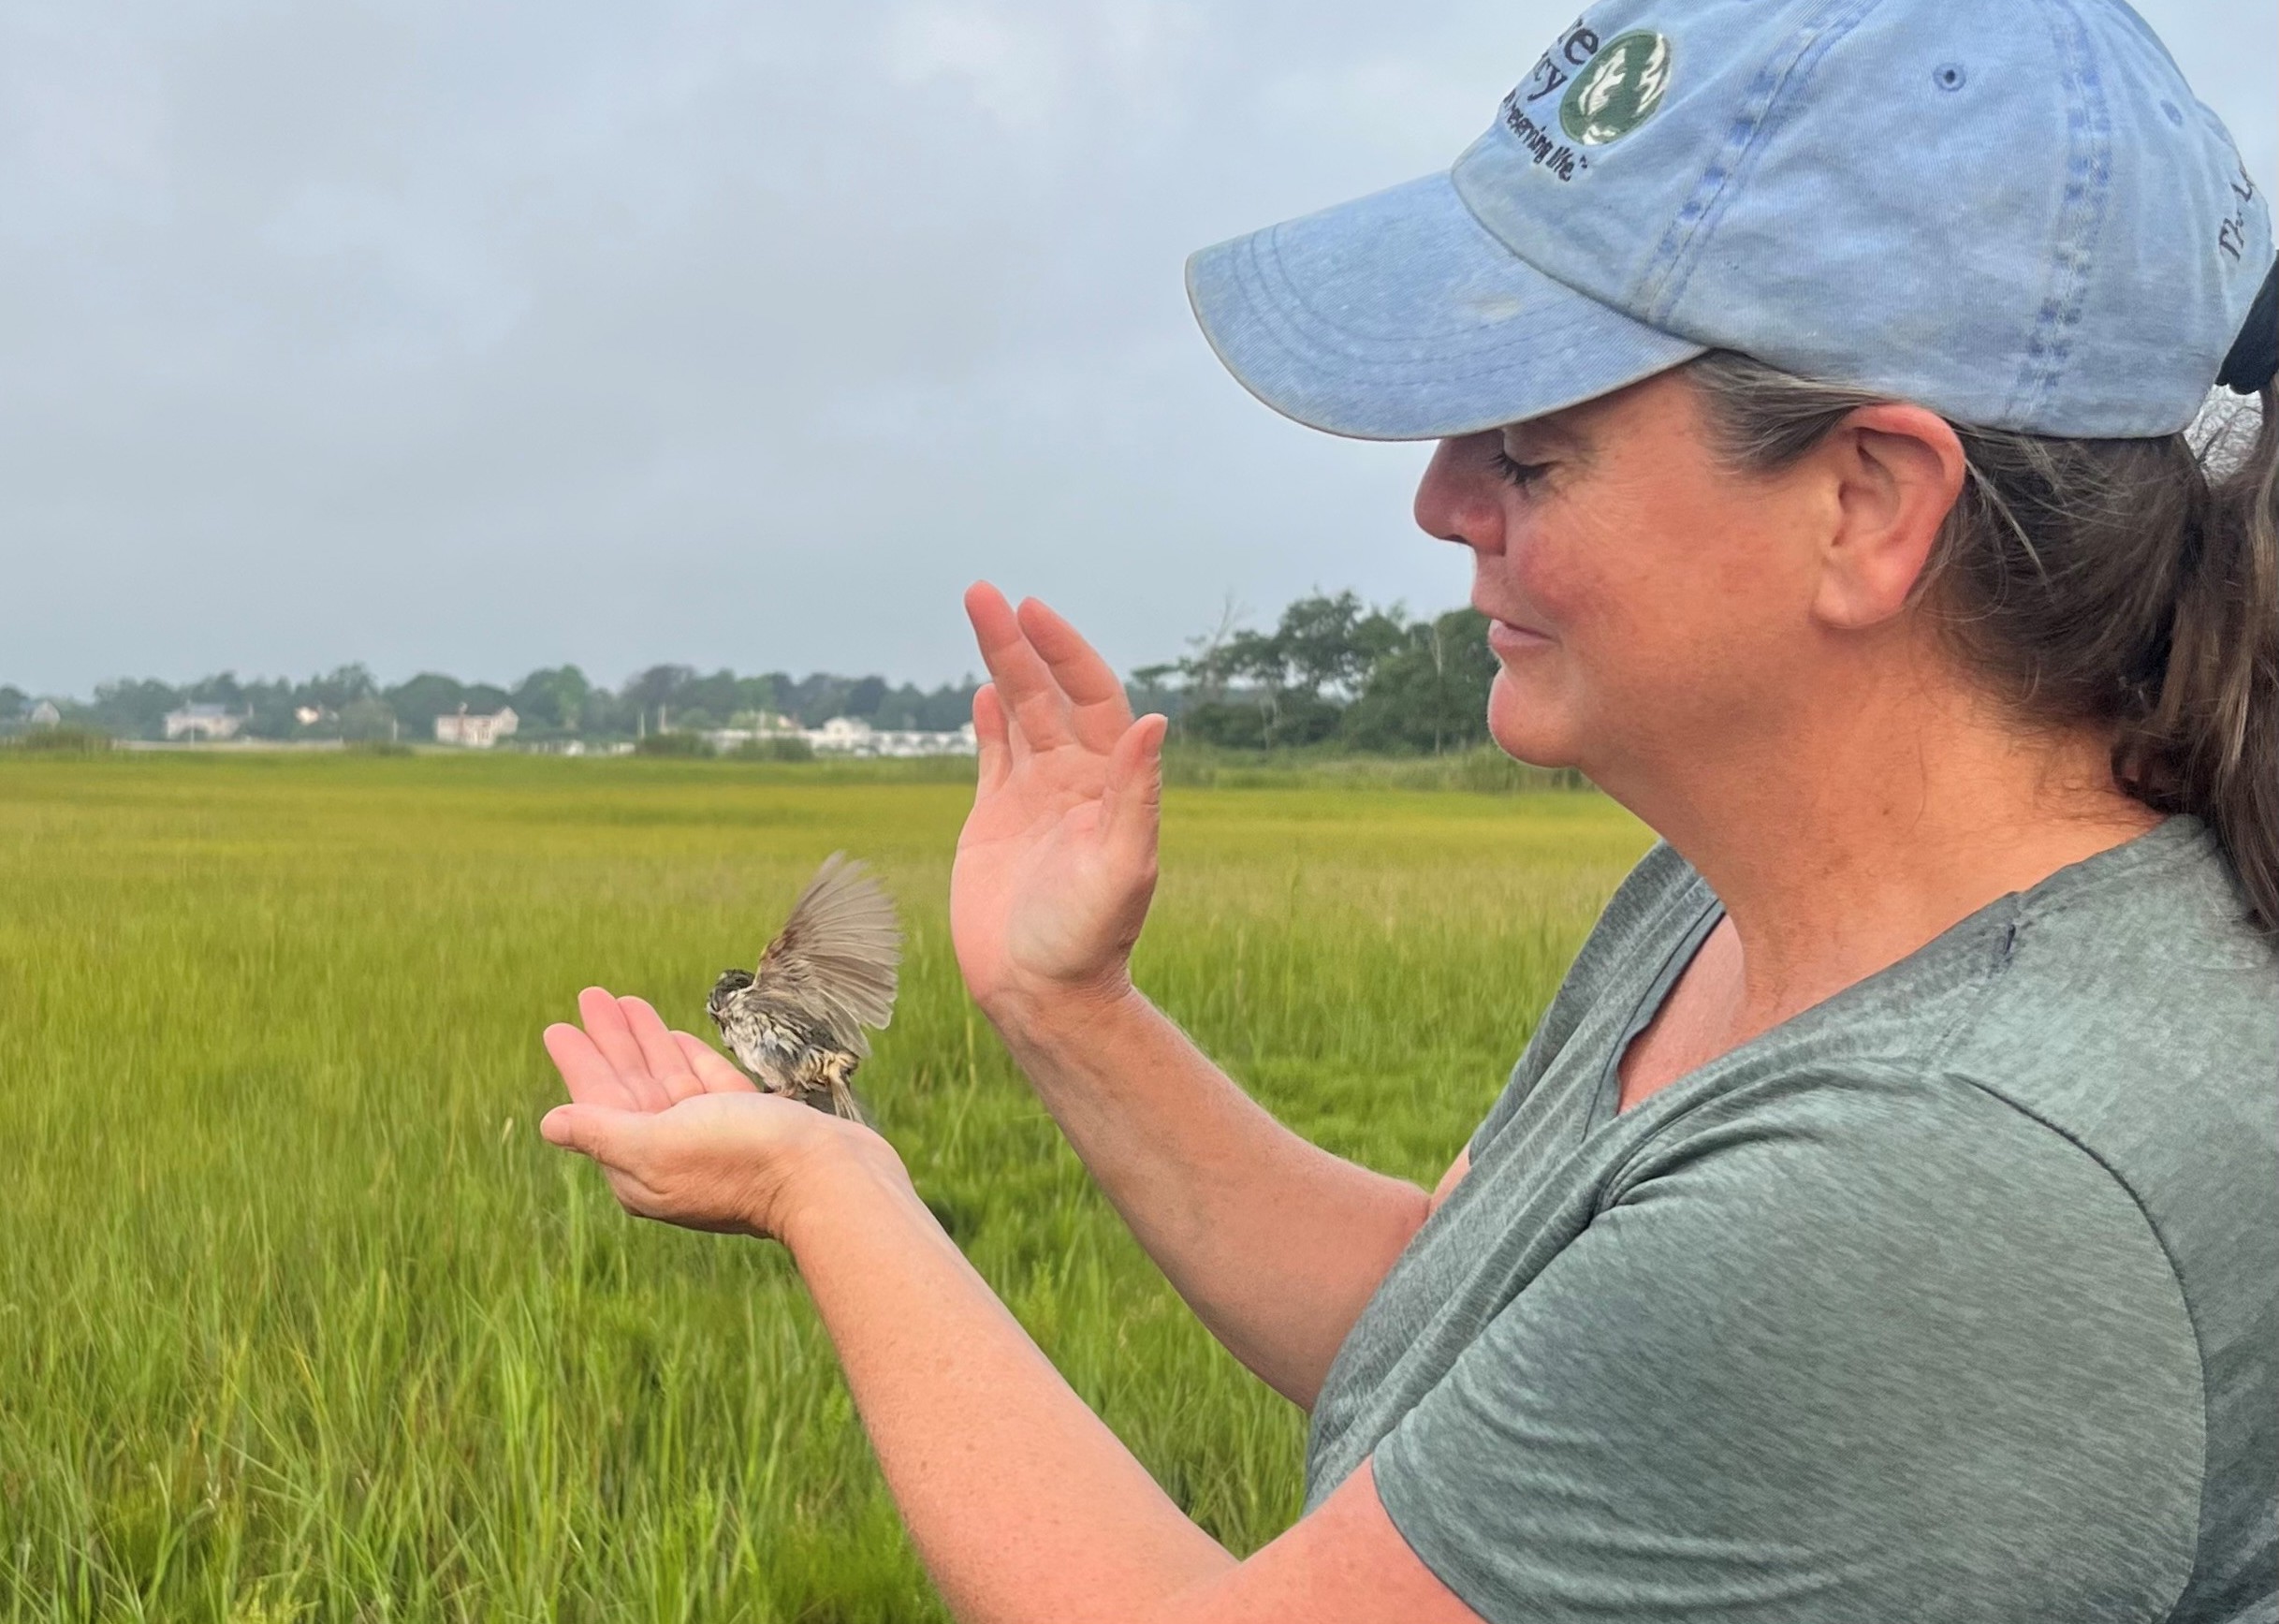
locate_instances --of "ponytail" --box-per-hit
[2124,381,2278,931]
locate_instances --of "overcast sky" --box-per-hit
[4,1,2272,695]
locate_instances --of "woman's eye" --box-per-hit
[1490,449,1553,490]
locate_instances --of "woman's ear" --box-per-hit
[1810,403,1967,631]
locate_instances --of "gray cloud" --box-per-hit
[2,0,2272,694]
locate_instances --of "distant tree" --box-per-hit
[1274,592,1408,700]
[1159,592,1404,749]
[1137,595,1495,754]
[1339,608,1497,754]
[240,678,299,739]
[916,680,977,732]
[300,664,380,710]
[780,675,851,726]
[88,678,183,739]
[734,674,780,717]
[581,688,631,737]
[185,672,247,708]
[1128,664,1184,720]
[339,697,399,743]
[622,665,694,707]
[0,686,25,723]
[869,683,918,728]
[679,668,741,724]
[844,676,888,719]
[511,666,592,733]
[384,673,469,737]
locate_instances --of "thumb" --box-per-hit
[1101,713,1167,856]
[540,1103,646,1166]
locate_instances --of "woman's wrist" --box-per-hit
[981,971,1148,1054]
[756,1122,918,1253]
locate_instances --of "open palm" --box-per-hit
[538,987,885,1240]
[952,583,1168,1017]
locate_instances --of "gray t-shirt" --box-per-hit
[1306,814,2276,1623]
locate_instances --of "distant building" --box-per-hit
[801,717,977,758]
[806,716,877,753]
[295,705,331,727]
[27,700,61,728]
[164,703,242,742]
[433,706,519,749]
[703,713,807,753]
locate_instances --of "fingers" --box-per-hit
[543,1022,646,1111]
[574,987,674,1111]
[1016,597,1133,754]
[971,682,1013,794]
[1100,713,1168,862]
[617,995,706,1104]
[672,1030,760,1093]
[963,581,1074,753]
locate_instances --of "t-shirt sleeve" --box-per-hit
[1375,1077,2207,1624]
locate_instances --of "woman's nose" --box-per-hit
[1412,433,1506,557]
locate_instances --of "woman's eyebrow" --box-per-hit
[1501,415,1591,459]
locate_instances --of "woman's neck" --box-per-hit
[1612,675,2164,1035]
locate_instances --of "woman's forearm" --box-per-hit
[783,1154,1234,1624]
[986,985,1431,1408]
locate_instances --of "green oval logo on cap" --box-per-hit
[1560,31,1673,145]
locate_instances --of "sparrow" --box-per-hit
[706,852,900,1124]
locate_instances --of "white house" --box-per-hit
[164,703,242,742]
[807,716,877,753]
[801,717,978,758]
[433,706,519,748]
[27,700,61,728]
[703,713,807,753]
[696,714,977,759]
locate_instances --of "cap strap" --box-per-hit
[2218,257,2279,395]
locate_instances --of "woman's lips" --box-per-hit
[1486,617,1555,658]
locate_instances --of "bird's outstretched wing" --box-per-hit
[752,853,900,1055]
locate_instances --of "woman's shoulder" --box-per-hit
[1467,840,1711,1156]
[1940,813,2274,1154]
[1536,837,1713,1026]
[1635,817,2273,1255]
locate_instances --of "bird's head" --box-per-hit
[707,968,754,1021]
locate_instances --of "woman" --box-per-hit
[538,1,2277,1618]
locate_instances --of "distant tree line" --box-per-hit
[1132,592,1497,754]
[0,666,979,744]
[2,592,1497,754]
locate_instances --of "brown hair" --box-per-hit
[1687,351,2279,935]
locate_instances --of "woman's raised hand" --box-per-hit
[953,584,1168,1021]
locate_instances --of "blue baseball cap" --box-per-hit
[1186,0,2277,442]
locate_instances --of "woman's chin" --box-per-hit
[1484,671,1580,768]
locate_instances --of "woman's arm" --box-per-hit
[987,980,1434,1409]
[953,585,1436,1405]
[536,999,1483,1624]
[785,1137,1479,1624]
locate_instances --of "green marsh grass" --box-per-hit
[0,753,1650,1621]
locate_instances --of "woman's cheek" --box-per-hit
[1501,524,1593,636]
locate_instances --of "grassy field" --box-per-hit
[0,753,1651,1622]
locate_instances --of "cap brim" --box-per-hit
[1186,170,1704,442]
